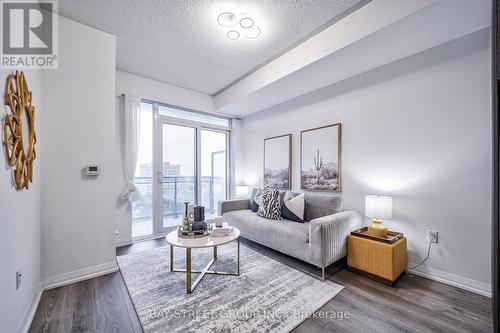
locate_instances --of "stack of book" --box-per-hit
[211,223,233,237]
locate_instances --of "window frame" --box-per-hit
[143,98,232,130]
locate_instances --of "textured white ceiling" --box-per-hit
[58,0,368,95]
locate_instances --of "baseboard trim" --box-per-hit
[115,236,133,248]
[42,261,118,290]
[19,285,43,333]
[407,262,491,298]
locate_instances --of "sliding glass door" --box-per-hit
[154,117,229,235]
[160,123,197,229]
[131,101,230,240]
[200,129,227,219]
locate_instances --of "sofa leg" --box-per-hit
[321,267,325,281]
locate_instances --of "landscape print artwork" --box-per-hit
[301,124,341,191]
[264,134,291,190]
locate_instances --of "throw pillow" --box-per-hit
[257,185,282,220]
[251,188,262,213]
[281,191,305,222]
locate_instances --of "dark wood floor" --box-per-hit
[29,270,141,333]
[30,238,493,333]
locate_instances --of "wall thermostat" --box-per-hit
[85,165,100,176]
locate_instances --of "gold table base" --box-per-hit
[170,238,240,293]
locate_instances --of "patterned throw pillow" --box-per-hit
[281,191,305,222]
[257,185,282,220]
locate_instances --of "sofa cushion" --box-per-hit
[304,193,342,221]
[281,191,305,222]
[223,209,309,262]
[252,188,342,221]
[257,185,282,220]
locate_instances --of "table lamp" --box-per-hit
[365,195,393,238]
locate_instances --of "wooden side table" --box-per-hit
[347,234,407,286]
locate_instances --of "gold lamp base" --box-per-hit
[368,219,388,238]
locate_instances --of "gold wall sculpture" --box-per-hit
[2,71,36,190]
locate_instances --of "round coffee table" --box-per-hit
[165,227,241,293]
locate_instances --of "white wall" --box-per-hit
[0,70,42,333]
[113,71,216,245]
[238,29,492,295]
[41,16,117,286]
[116,70,214,113]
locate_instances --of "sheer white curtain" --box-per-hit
[120,93,142,201]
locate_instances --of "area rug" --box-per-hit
[117,242,344,333]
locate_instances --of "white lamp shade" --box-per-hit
[365,195,393,219]
[235,186,250,198]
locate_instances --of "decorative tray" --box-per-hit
[177,228,209,238]
[351,227,403,244]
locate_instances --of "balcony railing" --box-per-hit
[131,176,225,223]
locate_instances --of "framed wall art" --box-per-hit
[263,134,291,190]
[300,124,341,192]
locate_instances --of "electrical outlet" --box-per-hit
[16,270,22,290]
[427,230,438,243]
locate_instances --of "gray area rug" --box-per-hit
[117,242,344,333]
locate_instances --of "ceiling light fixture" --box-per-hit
[217,12,236,27]
[239,17,254,29]
[242,26,261,39]
[217,12,261,41]
[227,30,240,40]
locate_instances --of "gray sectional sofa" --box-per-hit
[218,189,363,280]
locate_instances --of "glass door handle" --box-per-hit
[157,172,164,183]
